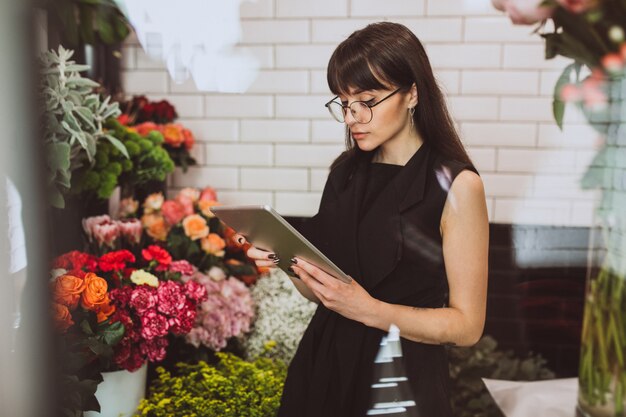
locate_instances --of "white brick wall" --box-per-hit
[122,1,602,226]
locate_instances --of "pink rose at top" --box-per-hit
[175,194,195,216]
[161,200,186,225]
[117,219,143,245]
[491,0,555,25]
[555,0,599,13]
[199,187,217,202]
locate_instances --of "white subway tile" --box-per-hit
[275,144,344,167]
[533,174,596,199]
[426,44,501,69]
[169,77,198,94]
[205,144,273,166]
[435,70,460,94]
[464,17,542,43]
[276,95,329,118]
[447,97,500,121]
[493,198,571,225]
[122,71,169,94]
[575,150,597,171]
[188,142,205,165]
[121,46,136,70]
[312,18,379,43]
[275,192,323,216]
[311,70,331,94]
[148,94,204,118]
[241,168,308,191]
[176,119,239,142]
[204,94,273,118]
[503,45,572,69]
[248,70,309,93]
[571,200,595,226]
[218,191,273,206]
[486,197,495,222]
[537,123,599,149]
[482,173,533,197]
[427,0,500,16]
[276,45,335,69]
[497,149,577,173]
[461,71,539,95]
[172,166,238,189]
[240,0,273,18]
[277,0,347,17]
[311,168,330,191]
[500,97,553,122]
[241,120,309,142]
[398,18,462,42]
[312,120,346,143]
[467,147,496,172]
[351,0,424,17]
[460,122,536,147]
[539,70,562,96]
[135,47,166,70]
[241,20,309,44]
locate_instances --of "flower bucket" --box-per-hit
[84,362,147,417]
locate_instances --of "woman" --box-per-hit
[234,22,489,416]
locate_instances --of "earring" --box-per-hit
[409,106,416,130]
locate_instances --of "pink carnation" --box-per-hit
[156,281,186,316]
[140,309,169,340]
[185,279,208,302]
[117,218,143,245]
[170,260,194,277]
[140,337,168,362]
[130,286,157,314]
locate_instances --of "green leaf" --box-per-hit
[46,141,71,173]
[99,321,125,345]
[74,106,96,131]
[95,13,116,44]
[552,63,578,130]
[113,15,130,40]
[80,319,95,336]
[103,134,129,158]
[78,4,95,44]
[49,185,66,208]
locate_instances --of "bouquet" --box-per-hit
[131,187,262,284]
[118,95,197,171]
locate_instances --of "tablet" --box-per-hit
[211,205,352,284]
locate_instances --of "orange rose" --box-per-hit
[182,214,209,241]
[141,213,169,241]
[201,233,226,257]
[198,200,220,218]
[52,302,74,333]
[53,274,86,310]
[81,273,109,311]
[162,123,185,148]
[96,296,116,323]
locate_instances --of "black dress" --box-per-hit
[278,142,478,417]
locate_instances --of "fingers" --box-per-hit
[293,266,330,302]
[232,233,247,247]
[292,257,336,287]
[247,246,278,262]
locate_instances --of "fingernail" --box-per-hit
[238,237,244,244]
[268,253,277,260]
[272,258,280,264]
[290,257,297,264]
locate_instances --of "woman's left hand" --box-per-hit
[291,257,379,324]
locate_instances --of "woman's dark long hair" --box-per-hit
[327,22,473,171]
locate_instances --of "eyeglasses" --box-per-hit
[324,88,402,124]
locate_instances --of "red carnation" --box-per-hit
[184,279,207,302]
[156,281,186,316]
[53,250,97,272]
[140,337,168,362]
[98,250,136,272]
[140,309,169,340]
[142,245,172,270]
[129,286,157,314]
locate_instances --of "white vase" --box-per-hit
[84,362,148,417]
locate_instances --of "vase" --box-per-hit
[577,76,626,417]
[84,362,148,417]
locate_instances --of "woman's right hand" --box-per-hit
[232,233,280,269]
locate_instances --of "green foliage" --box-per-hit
[135,352,287,417]
[448,335,555,417]
[40,46,123,207]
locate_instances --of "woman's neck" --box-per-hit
[373,133,424,166]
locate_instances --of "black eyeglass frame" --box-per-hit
[324,87,403,124]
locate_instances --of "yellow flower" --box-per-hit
[143,193,164,214]
[130,270,159,287]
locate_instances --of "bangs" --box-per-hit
[327,41,391,96]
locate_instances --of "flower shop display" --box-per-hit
[492,1,626,415]
[131,187,261,283]
[40,46,126,208]
[51,245,208,415]
[242,268,317,363]
[135,351,287,417]
[118,95,197,171]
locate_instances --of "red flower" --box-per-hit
[184,280,208,302]
[140,337,169,362]
[169,300,197,334]
[161,200,186,226]
[156,281,186,316]
[53,250,97,272]
[140,309,169,340]
[117,114,131,126]
[109,286,134,308]
[98,250,136,272]
[169,260,194,277]
[142,245,172,269]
